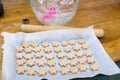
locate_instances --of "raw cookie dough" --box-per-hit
[81,44,89,50]
[34,52,43,58]
[26,68,36,76]
[87,57,95,64]
[54,47,61,53]
[43,47,51,53]
[64,47,71,53]
[78,65,87,72]
[46,54,54,60]
[84,51,93,57]
[31,41,39,48]
[60,67,69,75]
[70,67,78,74]
[69,40,75,45]
[16,59,25,66]
[36,60,46,67]
[25,54,33,60]
[22,42,30,48]
[33,47,41,52]
[59,60,67,67]
[66,54,75,59]
[38,68,47,76]
[16,46,23,52]
[72,46,80,51]
[41,41,49,47]
[78,39,85,44]
[26,59,35,67]
[16,67,25,74]
[61,41,68,47]
[56,53,65,59]
[24,47,32,53]
[90,64,99,71]
[49,67,58,75]
[69,60,78,66]
[78,59,86,64]
[16,53,24,59]
[52,41,59,47]
[47,60,56,67]
[75,52,83,58]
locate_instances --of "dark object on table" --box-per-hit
[0,0,4,16]
[41,79,47,80]
[22,18,30,24]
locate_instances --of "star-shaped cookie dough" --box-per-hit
[84,51,93,57]
[59,60,67,67]
[56,53,65,59]
[24,47,31,53]
[16,59,25,66]
[16,46,23,52]
[46,54,54,60]
[38,68,47,76]
[33,47,41,52]
[81,44,89,50]
[49,67,58,75]
[26,59,35,67]
[78,59,86,64]
[52,41,59,47]
[54,47,61,53]
[78,39,85,44]
[78,65,87,72]
[41,41,49,47]
[34,52,43,58]
[75,52,83,58]
[60,67,69,75]
[31,41,39,48]
[64,47,71,53]
[22,42,30,48]
[16,67,25,74]
[70,67,78,74]
[72,46,80,51]
[90,64,99,71]
[69,40,75,45]
[87,57,95,64]
[36,60,46,67]
[47,60,56,67]
[43,47,51,53]
[16,53,24,59]
[25,54,33,60]
[61,41,68,47]
[26,68,36,76]
[69,60,78,66]
[66,54,75,59]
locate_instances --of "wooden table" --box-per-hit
[0,0,120,79]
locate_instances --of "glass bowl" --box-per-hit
[30,0,80,26]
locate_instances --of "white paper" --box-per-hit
[1,26,120,80]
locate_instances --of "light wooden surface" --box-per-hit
[0,0,120,79]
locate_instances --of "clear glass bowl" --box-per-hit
[30,0,80,26]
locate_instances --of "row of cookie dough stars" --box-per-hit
[16,46,41,53]
[16,67,58,76]
[42,45,89,53]
[16,43,89,54]
[41,39,87,47]
[16,39,87,51]
[16,51,93,61]
[16,64,99,76]
[21,39,86,47]
[16,57,96,67]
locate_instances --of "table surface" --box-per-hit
[0,0,120,79]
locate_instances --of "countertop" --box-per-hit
[0,0,120,79]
